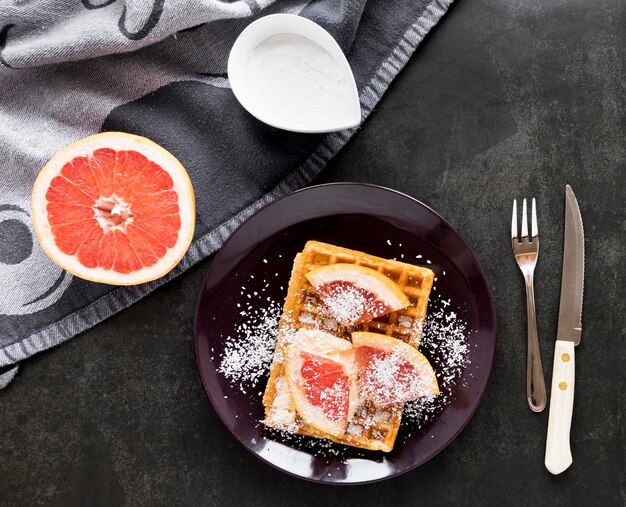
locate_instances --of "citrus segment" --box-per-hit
[300,351,351,422]
[352,332,439,407]
[32,132,195,285]
[305,263,410,325]
[284,329,358,437]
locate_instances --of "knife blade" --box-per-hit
[557,185,585,345]
[545,185,585,475]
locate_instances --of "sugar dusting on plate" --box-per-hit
[218,281,282,393]
[217,266,471,450]
[401,296,470,437]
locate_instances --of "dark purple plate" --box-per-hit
[194,183,496,484]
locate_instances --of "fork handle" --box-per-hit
[525,277,546,412]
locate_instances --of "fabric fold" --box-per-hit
[0,0,453,387]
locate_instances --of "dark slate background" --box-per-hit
[1,0,624,505]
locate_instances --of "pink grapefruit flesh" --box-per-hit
[284,329,358,437]
[352,332,439,407]
[305,263,410,326]
[300,351,351,422]
[32,132,195,285]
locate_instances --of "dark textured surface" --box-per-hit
[1,0,624,505]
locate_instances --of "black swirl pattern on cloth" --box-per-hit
[81,0,117,9]
[80,0,165,41]
[0,219,32,264]
[0,203,73,320]
[0,205,32,265]
[119,0,165,41]
[0,25,15,69]
[0,0,454,387]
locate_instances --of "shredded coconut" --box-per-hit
[218,291,282,391]
[321,283,370,324]
[215,270,471,454]
[316,282,389,326]
[402,297,470,434]
[359,348,434,406]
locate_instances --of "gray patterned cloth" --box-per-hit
[0,0,452,387]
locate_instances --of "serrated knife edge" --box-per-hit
[556,184,584,345]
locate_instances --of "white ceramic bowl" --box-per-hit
[228,14,361,134]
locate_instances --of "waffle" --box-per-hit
[263,241,435,452]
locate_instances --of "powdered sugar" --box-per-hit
[402,296,470,432]
[317,282,374,325]
[218,294,282,392]
[215,260,472,453]
[422,301,469,377]
[264,375,300,433]
[358,347,436,406]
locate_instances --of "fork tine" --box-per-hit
[521,198,529,237]
[511,199,518,239]
[531,198,538,238]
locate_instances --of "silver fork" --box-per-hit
[512,198,547,412]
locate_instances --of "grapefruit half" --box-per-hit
[352,332,439,407]
[284,329,358,437]
[32,132,195,285]
[305,263,410,326]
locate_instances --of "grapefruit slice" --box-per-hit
[284,329,358,437]
[352,332,439,407]
[31,132,195,285]
[305,263,410,326]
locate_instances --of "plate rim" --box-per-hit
[193,182,497,485]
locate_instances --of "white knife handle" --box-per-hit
[545,340,575,474]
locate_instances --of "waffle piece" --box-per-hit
[263,241,435,452]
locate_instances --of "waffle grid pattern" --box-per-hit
[263,241,435,452]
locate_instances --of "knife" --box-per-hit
[545,185,585,475]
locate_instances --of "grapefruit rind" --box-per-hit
[305,263,410,325]
[31,132,195,285]
[284,329,358,438]
[352,331,439,407]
